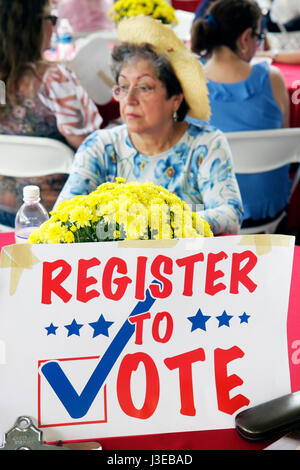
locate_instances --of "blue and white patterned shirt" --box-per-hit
[55,123,243,235]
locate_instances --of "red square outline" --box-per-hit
[37,356,108,428]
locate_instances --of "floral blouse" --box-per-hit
[0,62,102,225]
[56,123,244,235]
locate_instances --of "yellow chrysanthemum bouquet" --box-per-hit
[108,0,178,26]
[28,178,213,244]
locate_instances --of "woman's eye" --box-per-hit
[139,85,153,92]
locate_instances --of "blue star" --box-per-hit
[45,323,58,335]
[239,312,251,324]
[89,314,114,338]
[64,319,84,337]
[188,308,211,332]
[216,310,233,327]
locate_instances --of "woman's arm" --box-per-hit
[196,132,244,235]
[269,65,290,128]
[256,49,300,64]
[42,63,103,149]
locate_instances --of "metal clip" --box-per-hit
[0,416,68,450]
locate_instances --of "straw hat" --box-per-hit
[117,15,210,121]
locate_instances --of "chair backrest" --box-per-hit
[226,128,300,174]
[0,135,74,177]
[69,32,115,105]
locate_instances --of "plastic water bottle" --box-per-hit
[50,31,58,52]
[15,186,49,243]
[57,18,73,61]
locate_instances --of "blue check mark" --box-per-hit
[40,287,156,419]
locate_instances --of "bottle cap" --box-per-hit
[23,185,40,203]
[59,18,72,31]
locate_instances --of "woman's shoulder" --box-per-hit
[250,61,274,81]
[268,63,287,84]
[185,121,224,140]
[77,124,128,151]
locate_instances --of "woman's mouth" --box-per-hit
[126,113,140,119]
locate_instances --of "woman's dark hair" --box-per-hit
[191,0,262,56]
[0,0,49,96]
[111,42,189,121]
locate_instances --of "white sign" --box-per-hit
[0,235,295,442]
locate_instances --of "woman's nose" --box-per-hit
[126,87,139,103]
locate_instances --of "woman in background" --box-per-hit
[0,0,102,226]
[190,0,290,227]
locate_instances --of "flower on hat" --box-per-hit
[28,178,213,244]
[108,0,178,26]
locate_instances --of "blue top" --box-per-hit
[55,123,244,235]
[187,62,290,222]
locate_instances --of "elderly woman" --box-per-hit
[56,16,243,235]
[0,0,102,226]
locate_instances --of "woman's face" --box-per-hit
[42,4,54,51]
[245,19,263,62]
[117,59,183,135]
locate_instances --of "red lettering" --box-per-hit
[152,311,173,343]
[230,251,258,294]
[149,255,173,298]
[102,257,132,301]
[41,260,72,304]
[214,346,250,415]
[176,253,204,296]
[135,256,148,300]
[164,348,206,416]
[117,352,160,419]
[76,258,100,303]
[205,251,228,295]
[291,340,300,365]
[129,312,151,345]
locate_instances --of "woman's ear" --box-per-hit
[237,27,253,58]
[172,92,184,112]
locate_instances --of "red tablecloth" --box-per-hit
[0,234,299,450]
[273,62,300,128]
[171,0,203,12]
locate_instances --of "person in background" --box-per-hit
[57,0,114,33]
[56,16,244,236]
[190,0,290,228]
[0,0,102,227]
[257,49,300,63]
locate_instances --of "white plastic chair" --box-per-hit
[0,135,74,232]
[226,128,300,234]
[69,32,115,105]
[0,135,74,177]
